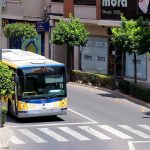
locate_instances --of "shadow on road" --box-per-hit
[96,93,118,99]
[6,115,64,124]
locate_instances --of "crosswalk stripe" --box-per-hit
[138,125,150,131]
[58,127,90,141]
[18,129,47,143]
[98,125,133,139]
[78,126,111,140]
[38,128,69,142]
[10,135,25,144]
[119,125,150,138]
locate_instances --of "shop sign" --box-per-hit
[37,22,49,32]
[101,0,141,20]
[101,0,150,20]
[101,0,128,19]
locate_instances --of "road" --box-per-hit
[6,83,150,150]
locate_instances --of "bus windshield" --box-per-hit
[17,66,66,99]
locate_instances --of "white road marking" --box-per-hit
[9,121,97,128]
[98,125,133,139]
[18,129,47,143]
[68,108,97,123]
[38,128,68,142]
[58,127,90,141]
[119,125,150,138]
[128,141,150,150]
[138,125,150,131]
[78,126,111,140]
[128,141,136,150]
[10,136,25,144]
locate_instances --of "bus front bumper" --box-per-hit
[17,108,67,118]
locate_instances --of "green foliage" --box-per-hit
[118,79,130,94]
[0,62,14,96]
[1,106,7,126]
[51,15,89,47]
[111,15,150,55]
[130,83,150,103]
[70,70,116,90]
[118,80,150,103]
[112,15,150,84]
[3,23,37,39]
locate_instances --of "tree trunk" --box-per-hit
[67,45,74,72]
[122,51,125,77]
[133,51,137,84]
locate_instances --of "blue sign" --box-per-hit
[37,22,49,32]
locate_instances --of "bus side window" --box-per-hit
[17,69,24,96]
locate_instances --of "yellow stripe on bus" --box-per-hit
[2,60,18,69]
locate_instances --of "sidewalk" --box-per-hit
[0,127,13,150]
[112,89,150,109]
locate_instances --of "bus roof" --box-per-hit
[2,49,65,69]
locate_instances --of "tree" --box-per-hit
[3,22,37,48]
[51,15,89,71]
[0,62,14,127]
[111,15,150,84]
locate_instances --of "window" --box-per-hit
[19,66,66,98]
[51,0,63,2]
[74,0,96,6]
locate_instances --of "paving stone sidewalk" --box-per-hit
[0,127,13,150]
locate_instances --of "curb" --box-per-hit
[68,82,150,109]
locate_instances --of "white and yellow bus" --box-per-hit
[2,49,67,118]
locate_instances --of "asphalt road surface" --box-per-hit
[6,83,150,150]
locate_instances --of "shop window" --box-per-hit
[80,36,108,74]
[74,0,96,6]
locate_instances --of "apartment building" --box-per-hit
[1,0,150,83]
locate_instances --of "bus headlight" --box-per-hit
[59,99,67,107]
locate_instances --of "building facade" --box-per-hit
[1,0,150,83]
[49,0,150,83]
[1,0,50,57]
